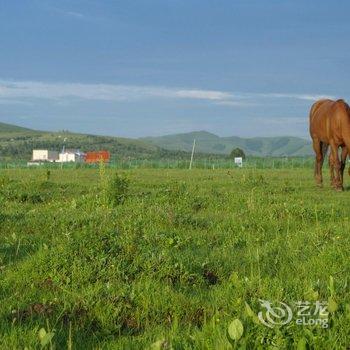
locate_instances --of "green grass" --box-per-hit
[0,156,315,170]
[0,167,349,349]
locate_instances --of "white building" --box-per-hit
[58,149,85,163]
[234,157,243,168]
[32,150,59,162]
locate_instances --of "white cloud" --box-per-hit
[254,93,335,101]
[214,100,256,107]
[0,79,335,107]
[65,11,85,18]
[0,98,33,105]
[174,89,232,100]
[50,7,88,20]
[253,117,307,125]
[0,80,235,103]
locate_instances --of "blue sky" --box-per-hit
[0,0,349,138]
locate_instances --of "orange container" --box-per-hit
[85,151,110,163]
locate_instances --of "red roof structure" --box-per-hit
[85,151,110,163]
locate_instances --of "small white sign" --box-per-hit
[234,157,243,167]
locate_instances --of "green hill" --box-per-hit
[0,122,188,161]
[141,131,313,156]
[0,122,313,160]
[0,121,33,133]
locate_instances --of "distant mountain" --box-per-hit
[0,122,313,160]
[141,131,313,156]
[0,121,33,133]
[0,122,177,161]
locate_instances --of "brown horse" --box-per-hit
[309,99,350,190]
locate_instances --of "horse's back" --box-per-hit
[309,99,349,141]
[310,99,336,119]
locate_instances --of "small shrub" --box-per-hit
[191,196,208,212]
[19,192,44,204]
[0,175,11,188]
[107,173,130,205]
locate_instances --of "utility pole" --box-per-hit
[61,137,67,170]
[189,139,196,170]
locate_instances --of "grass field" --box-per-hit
[0,156,315,170]
[0,167,349,349]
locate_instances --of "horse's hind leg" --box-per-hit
[340,146,347,186]
[312,139,324,187]
[329,153,335,187]
[330,142,343,191]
